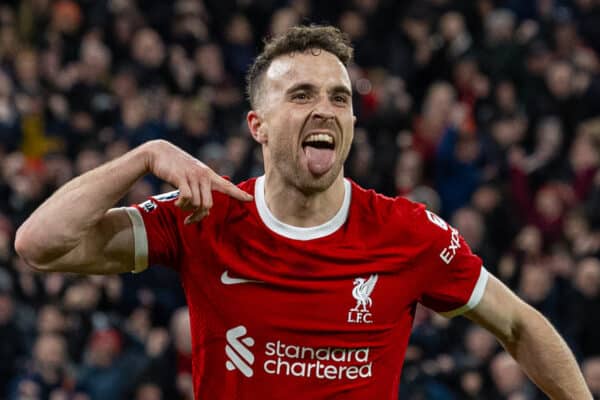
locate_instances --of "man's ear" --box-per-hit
[247,110,267,144]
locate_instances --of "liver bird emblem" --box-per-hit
[351,274,378,312]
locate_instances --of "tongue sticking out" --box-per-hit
[304,146,335,175]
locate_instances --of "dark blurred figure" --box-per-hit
[134,382,163,400]
[0,68,20,154]
[7,333,70,400]
[451,207,499,268]
[583,356,600,400]
[130,28,168,88]
[489,351,536,399]
[0,287,27,396]
[222,14,255,86]
[76,328,148,400]
[568,257,600,358]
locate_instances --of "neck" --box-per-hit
[262,171,346,227]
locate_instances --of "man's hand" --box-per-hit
[144,140,253,224]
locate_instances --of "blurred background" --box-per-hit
[0,0,599,399]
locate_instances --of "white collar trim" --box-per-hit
[254,175,351,241]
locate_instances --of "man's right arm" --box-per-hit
[15,140,253,274]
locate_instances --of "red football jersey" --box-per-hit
[125,176,488,400]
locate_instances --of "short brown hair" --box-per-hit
[246,25,354,108]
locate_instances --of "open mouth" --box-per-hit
[302,133,335,150]
[301,132,336,175]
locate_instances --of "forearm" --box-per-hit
[16,142,152,263]
[16,138,252,268]
[503,308,591,399]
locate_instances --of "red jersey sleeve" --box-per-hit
[123,190,185,273]
[410,204,489,317]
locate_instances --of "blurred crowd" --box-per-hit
[0,0,599,399]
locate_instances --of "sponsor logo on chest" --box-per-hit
[225,325,255,377]
[225,325,373,380]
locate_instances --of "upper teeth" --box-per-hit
[304,133,334,144]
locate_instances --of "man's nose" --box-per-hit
[311,97,336,120]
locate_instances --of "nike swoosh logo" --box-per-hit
[220,270,263,285]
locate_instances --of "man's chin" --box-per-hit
[297,168,341,194]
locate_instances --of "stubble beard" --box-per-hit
[272,146,344,196]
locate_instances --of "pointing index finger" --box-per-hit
[212,176,253,202]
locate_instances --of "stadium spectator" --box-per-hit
[7,333,71,400]
[582,357,600,399]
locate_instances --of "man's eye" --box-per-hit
[333,94,350,105]
[292,92,309,101]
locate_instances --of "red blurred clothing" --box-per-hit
[510,165,598,245]
[126,177,486,400]
[177,351,192,375]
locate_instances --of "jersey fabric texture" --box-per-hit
[125,176,488,400]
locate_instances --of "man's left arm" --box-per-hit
[464,274,592,399]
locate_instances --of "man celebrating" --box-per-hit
[15,26,591,399]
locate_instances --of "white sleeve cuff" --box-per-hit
[123,207,149,274]
[439,266,489,318]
